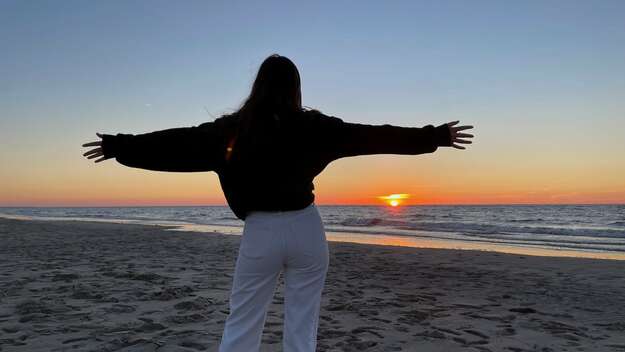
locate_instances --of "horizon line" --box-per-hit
[1,202,624,208]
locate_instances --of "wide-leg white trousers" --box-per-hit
[219,203,329,352]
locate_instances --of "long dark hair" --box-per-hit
[225,54,303,163]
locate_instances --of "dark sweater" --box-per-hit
[101,110,451,220]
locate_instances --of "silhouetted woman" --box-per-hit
[82,54,473,352]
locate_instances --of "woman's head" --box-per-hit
[225,54,303,163]
[239,54,302,115]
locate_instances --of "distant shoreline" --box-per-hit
[3,213,624,261]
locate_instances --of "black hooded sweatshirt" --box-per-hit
[101,110,452,220]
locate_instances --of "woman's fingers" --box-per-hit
[83,148,102,157]
[82,134,107,163]
[452,125,474,132]
[452,143,466,150]
[444,123,473,150]
[83,147,102,157]
[83,133,104,147]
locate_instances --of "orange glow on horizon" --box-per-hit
[1,168,625,207]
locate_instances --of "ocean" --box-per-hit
[1,205,624,258]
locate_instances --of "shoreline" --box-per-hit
[1,217,625,351]
[2,213,625,261]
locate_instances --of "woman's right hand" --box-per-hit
[82,133,110,163]
[446,121,474,150]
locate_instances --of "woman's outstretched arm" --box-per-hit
[81,121,225,172]
[314,113,473,161]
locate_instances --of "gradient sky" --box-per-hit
[1,0,624,206]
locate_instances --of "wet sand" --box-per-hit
[1,218,624,351]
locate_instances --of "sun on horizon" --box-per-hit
[377,193,410,207]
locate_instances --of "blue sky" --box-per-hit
[1,0,624,205]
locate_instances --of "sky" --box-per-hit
[1,0,624,206]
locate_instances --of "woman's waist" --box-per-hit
[245,200,317,221]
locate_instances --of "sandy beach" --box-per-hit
[1,218,624,351]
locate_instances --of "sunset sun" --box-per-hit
[377,194,410,207]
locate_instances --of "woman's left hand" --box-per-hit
[82,133,109,163]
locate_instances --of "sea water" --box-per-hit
[1,205,624,257]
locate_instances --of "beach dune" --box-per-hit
[1,218,624,351]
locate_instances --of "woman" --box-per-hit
[82,54,473,352]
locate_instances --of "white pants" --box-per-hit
[219,203,329,352]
